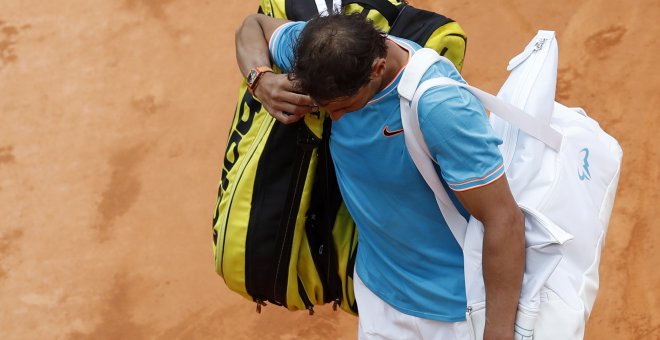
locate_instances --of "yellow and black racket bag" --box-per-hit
[212,0,467,315]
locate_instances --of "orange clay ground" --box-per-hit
[0,0,657,339]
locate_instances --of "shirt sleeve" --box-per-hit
[268,21,306,73]
[418,84,504,191]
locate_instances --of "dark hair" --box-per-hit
[290,13,388,103]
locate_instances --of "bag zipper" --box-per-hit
[298,276,315,315]
[465,301,486,340]
[466,306,476,340]
[501,34,552,171]
[344,222,359,313]
[272,124,320,306]
[321,131,342,310]
[506,36,548,71]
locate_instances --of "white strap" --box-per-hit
[420,77,563,151]
[398,48,442,101]
[315,0,343,15]
[399,49,471,248]
[314,0,329,15]
[398,48,563,247]
[402,48,563,151]
[400,93,469,247]
[332,0,342,13]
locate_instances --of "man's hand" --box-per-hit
[455,176,525,340]
[235,14,312,124]
[253,72,318,124]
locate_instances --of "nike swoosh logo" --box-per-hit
[383,126,404,137]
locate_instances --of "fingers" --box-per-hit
[280,91,315,108]
[265,77,316,109]
[254,72,319,124]
[271,110,304,124]
[280,82,315,106]
[268,100,317,116]
[263,101,309,124]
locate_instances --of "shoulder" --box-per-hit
[387,35,422,52]
[268,21,307,71]
[417,84,483,125]
[414,76,491,149]
[414,57,479,113]
[269,21,306,52]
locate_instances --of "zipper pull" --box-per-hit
[507,31,555,71]
[255,299,267,313]
[467,306,473,316]
[533,38,547,52]
[332,298,341,311]
[507,41,539,71]
[297,125,321,149]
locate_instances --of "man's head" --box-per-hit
[291,13,388,118]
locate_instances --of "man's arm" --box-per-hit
[454,176,525,340]
[235,14,317,123]
[235,14,287,78]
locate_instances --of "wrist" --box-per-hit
[246,66,273,97]
[484,324,515,340]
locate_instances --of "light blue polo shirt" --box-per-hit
[269,22,503,322]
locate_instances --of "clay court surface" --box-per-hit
[0,0,657,339]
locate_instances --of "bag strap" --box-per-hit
[315,0,343,15]
[401,107,469,246]
[401,48,563,151]
[345,0,401,25]
[398,48,442,101]
[399,49,468,245]
[420,78,563,151]
[387,5,455,49]
[398,48,564,247]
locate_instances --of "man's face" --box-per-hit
[318,84,373,121]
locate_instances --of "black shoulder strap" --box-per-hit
[281,0,402,26]
[344,0,401,26]
[388,5,455,47]
[285,0,325,21]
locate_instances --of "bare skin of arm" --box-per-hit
[235,14,317,124]
[455,175,525,340]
